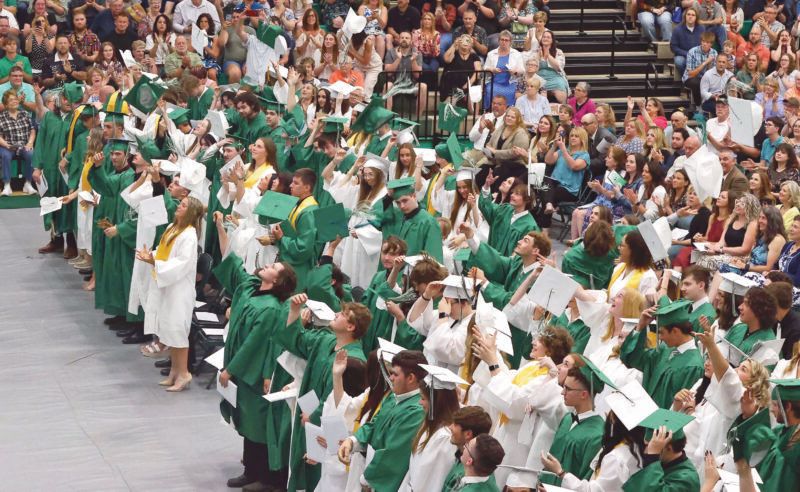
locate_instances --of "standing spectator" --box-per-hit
[387,0,421,52]
[360,0,388,61]
[537,31,568,103]
[172,0,221,35]
[683,31,717,106]
[754,4,784,48]
[0,37,32,83]
[0,0,19,36]
[413,12,440,72]
[638,0,673,42]
[194,14,220,81]
[90,0,128,41]
[320,0,350,32]
[671,8,705,81]
[69,0,103,30]
[67,11,100,65]
[484,30,523,108]
[214,9,250,84]
[687,0,727,46]
[421,0,454,55]
[348,31,383,98]
[700,52,734,114]
[736,25,770,70]
[0,91,36,196]
[145,14,176,75]
[164,35,202,80]
[458,0,501,50]
[294,9,323,65]
[314,32,339,82]
[567,82,596,127]
[451,8,488,57]
[22,0,58,38]
[384,31,427,112]
[440,34,481,101]
[23,15,54,72]
[497,0,537,51]
[101,14,138,59]
[41,35,86,88]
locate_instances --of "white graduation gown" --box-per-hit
[227,185,278,274]
[422,313,473,374]
[432,187,489,273]
[316,388,367,492]
[561,445,642,492]
[122,181,160,316]
[141,226,198,347]
[398,426,457,492]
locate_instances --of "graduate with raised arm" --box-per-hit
[360,236,408,353]
[459,221,551,368]
[203,138,240,265]
[223,91,270,160]
[384,176,444,263]
[337,349,428,492]
[213,254,298,491]
[477,170,539,257]
[278,293,369,492]
[440,406,494,492]
[669,266,716,333]
[723,286,778,354]
[622,424,700,491]
[620,299,704,409]
[452,434,505,492]
[305,237,353,312]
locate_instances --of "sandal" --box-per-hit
[141,342,170,358]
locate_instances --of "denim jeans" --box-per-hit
[0,146,33,181]
[674,55,687,78]
[439,32,453,61]
[638,11,674,42]
[422,55,439,72]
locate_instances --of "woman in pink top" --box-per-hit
[624,95,668,129]
[567,81,596,126]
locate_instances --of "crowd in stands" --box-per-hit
[5,0,800,490]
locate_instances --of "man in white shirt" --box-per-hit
[172,0,221,34]
[705,95,731,155]
[468,94,507,149]
[699,52,733,115]
[0,0,18,36]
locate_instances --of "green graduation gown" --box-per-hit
[276,320,366,492]
[540,413,605,487]
[277,196,319,292]
[203,152,231,265]
[213,254,293,470]
[361,271,403,353]
[286,145,335,206]
[724,323,776,355]
[471,242,536,368]
[265,123,289,169]
[224,108,270,160]
[354,391,426,492]
[756,424,800,492]
[188,86,214,120]
[622,455,700,492]
[458,479,501,492]
[33,110,70,232]
[561,241,618,290]
[689,301,716,333]
[478,194,539,257]
[395,207,443,263]
[549,312,591,355]
[306,260,353,312]
[620,330,704,409]
[441,460,463,492]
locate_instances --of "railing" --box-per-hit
[644,61,659,97]
[373,69,497,143]
[578,0,587,36]
[608,15,628,81]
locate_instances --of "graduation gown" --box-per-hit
[224,108,270,160]
[287,145,335,207]
[188,86,214,120]
[456,478,501,491]
[561,444,642,492]
[277,195,319,292]
[689,301,716,333]
[395,207,444,263]
[724,323,776,355]
[360,271,402,353]
[622,455,700,492]
[756,423,800,492]
[539,413,605,487]
[306,260,353,312]
[353,391,426,492]
[399,426,457,492]
[550,311,591,355]
[203,151,231,264]
[441,459,463,492]
[276,320,366,492]
[561,241,618,290]
[471,242,537,368]
[33,110,70,232]
[214,254,292,469]
[478,193,539,257]
[619,331,704,409]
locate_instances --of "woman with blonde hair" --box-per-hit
[413,12,441,72]
[135,196,204,392]
[485,106,531,183]
[778,180,800,230]
[697,193,761,271]
[432,167,489,260]
[642,125,671,167]
[24,15,54,72]
[595,103,617,134]
[615,118,645,155]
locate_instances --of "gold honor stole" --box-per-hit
[497,363,550,426]
[288,195,318,229]
[244,163,274,189]
[425,173,440,215]
[66,105,86,153]
[607,264,644,297]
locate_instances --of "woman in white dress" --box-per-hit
[135,196,204,392]
[323,153,388,289]
[399,373,460,492]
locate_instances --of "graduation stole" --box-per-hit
[80,156,94,192]
[497,362,549,426]
[288,195,318,229]
[66,105,86,153]
[154,224,190,262]
[608,264,645,296]
[244,162,274,189]
[425,173,441,215]
[347,130,370,154]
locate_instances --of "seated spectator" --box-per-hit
[513,57,545,100]
[41,35,86,89]
[387,0,421,53]
[68,11,100,66]
[582,112,616,178]
[638,0,673,42]
[699,52,734,114]
[328,56,365,90]
[451,8,489,57]
[595,102,617,134]
[294,9,324,66]
[771,30,795,69]
[768,142,800,193]
[567,82,596,127]
[671,8,705,79]
[785,117,800,157]
[172,0,220,35]
[103,14,138,59]
[749,169,777,205]
[0,66,33,114]
[515,76,550,131]
[360,0,388,60]
[625,159,666,221]
[458,0,501,50]
[524,114,558,163]
[468,94,508,149]
[413,12,440,72]
[735,25,770,71]
[0,90,35,196]
[574,145,629,234]
[498,0,537,51]
[722,0,744,32]
[706,96,732,155]
[615,118,645,155]
[272,0,298,35]
[90,0,127,41]
[0,36,32,83]
[484,106,530,183]
[777,181,800,231]
[687,0,726,46]
[320,0,350,32]
[136,0,163,40]
[667,185,712,260]
[420,1,455,55]
[664,110,700,142]
[537,31,568,103]
[557,103,574,128]
[483,30,524,109]
[164,35,202,80]
[642,126,672,168]
[673,189,734,269]
[23,15,53,73]
[541,126,590,231]
[719,205,787,276]
[735,52,766,99]
[755,78,785,119]
[314,32,339,82]
[626,95,668,130]
[753,4,784,48]
[0,0,18,37]
[347,31,382,99]
[22,0,57,38]
[684,31,718,106]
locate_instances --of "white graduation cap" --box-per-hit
[669,269,682,284]
[120,49,138,68]
[177,157,207,191]
[267,63,289,80]
[419,363,468,390]
[683,145,722,203]
[528,162,546,187]
[39,196,62,216]
[404,255,443,270]
[217,83,240,94]
[326,80,357,98]
[455,167,479,183]
[190,24,211,57]
[748,338,786,367]
[720,272,757,296]
[206,110,229,140]
[305,299,336,325]
[396,124,418,146]
[342,8,366,38]
[604,380,661,430]
[377,337,406,364]
[414,148,437,167]
[139,195,169,227]
[77,190,96,204]
[475,297,514,356]
[353,103,367,113]
[440,275,477,300]
[637,218,671,262]
[363,152,391,177]
[527,265,579,317]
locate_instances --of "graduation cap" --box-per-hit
[168,107,191,126]
[440,275,477,300]
[280,118,303,139]
[255,23,288,55]
[605,380,660,431]
[434,135,464,167]
[259,96,286,114]
[387,176,416,198]
[254,191,299,223]
[577,354,615,396]
[527,265,579,318]
[455,166,479,183]
[637,218,671,263]
[475,298,514,356]
[62,81,84,104]
[720,272,756,315]
[726,407,772,464]
[322,115,349,139]
[217,83,240,95]
[108,138,131,153]
[363,153,390,177]
[655,298,692,328]
[124,75,165,115]
[240,77,260,92]
[639,408,694,440]
[326,80,358,99]
[437,102,467,133]
[419,363,469,420]
[350,95,395,134]
[313,203,349,243]
[104,91,130,116]
[224,133,248,150]
[134,135,161,164]
[771,378,800,426]
[305,299,336,326]
[77,104,99,118]
[393,117,419,145]
[341,8,366,38]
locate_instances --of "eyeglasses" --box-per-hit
[563,384,585,393]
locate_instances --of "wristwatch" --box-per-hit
[488,363,500,371]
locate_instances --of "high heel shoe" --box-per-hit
[166,376,192,392]
[159,375,176,386]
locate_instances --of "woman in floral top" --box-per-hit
[413,12,440,71]
[498,0,538,50]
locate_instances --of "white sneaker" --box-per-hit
[22,181,36,194]
[1,184,11,196]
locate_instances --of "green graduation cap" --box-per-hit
[223,133,247,150]
[281,119,303,139]
[259,96,285,114]
[254,191,299,223]
[577,354,616,395]
[727,408,773,463]
[168,107,191,126]
[108,138,131,153]
[78,104,99,118]
[255,23,284,48]
[771,378,800,401]
[391,117,418,131]
[387,176,416,198]
[240,78,259,92]
[104,112,125,124]
[437,102,467,133]
[322,115,349,135]
[446,133,464,168]
[640,408,694,440]
[62,81,84,105]
[656,298,692,328]
[613,224,638,246]
[103,91,130,116]
[125,75,166,115]
[313,203,349,243]
[435,142,452,162]
[350,95,396,134]
[135,136,161,163]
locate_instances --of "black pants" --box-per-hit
[539,184,578,228]
[243,438,288,488]
[684,76,702,106]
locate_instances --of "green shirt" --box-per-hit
[0,54,32,80]
[478,193,539,257]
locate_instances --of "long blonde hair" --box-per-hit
[603,288,645,342]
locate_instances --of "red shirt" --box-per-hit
[736,42,770,71]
